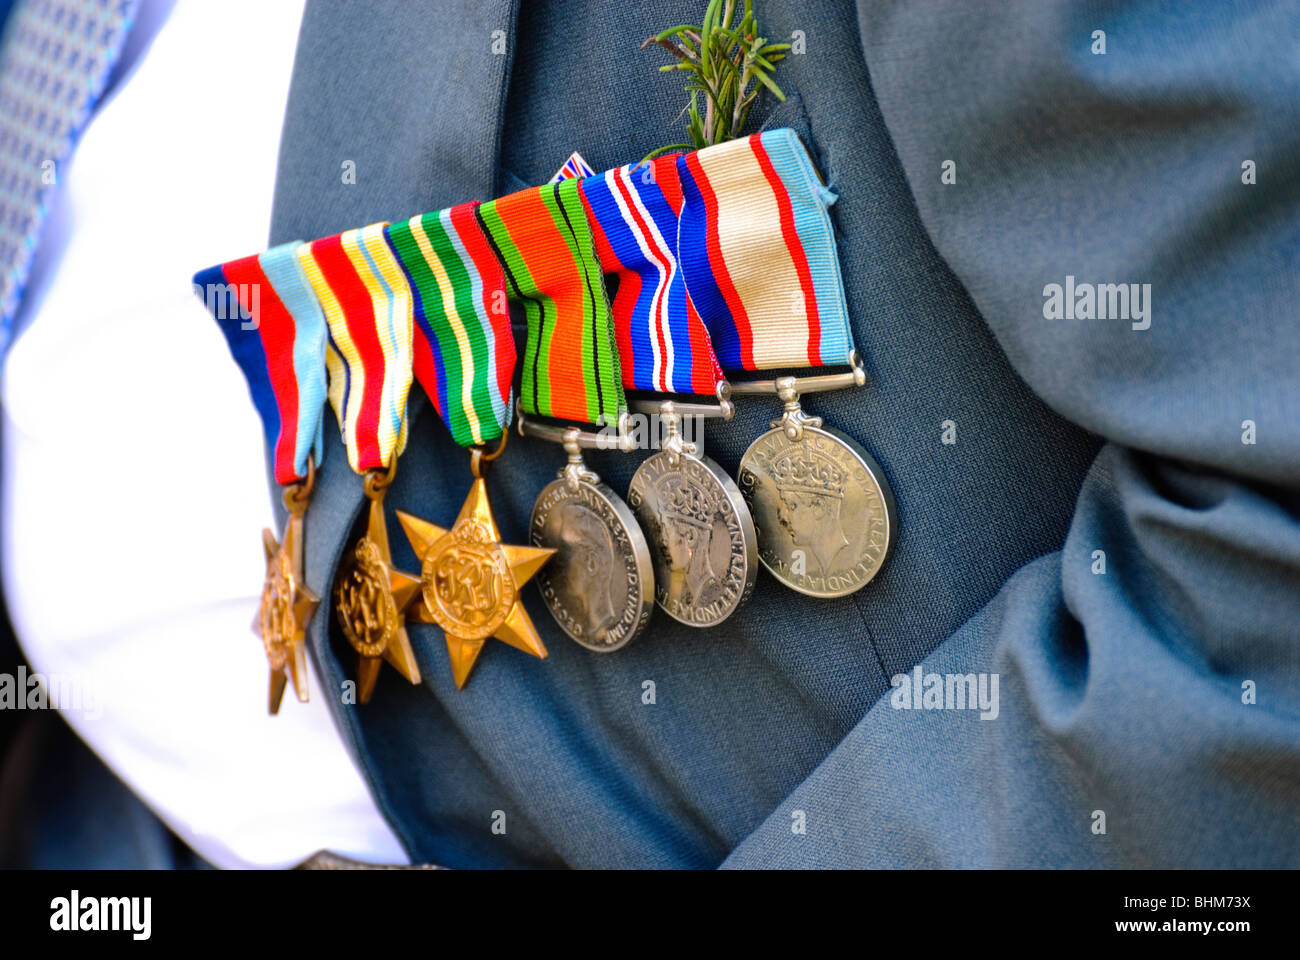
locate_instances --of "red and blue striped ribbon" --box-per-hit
[193,241,327,486]
[580,152,724,396]
[676,128,854,372]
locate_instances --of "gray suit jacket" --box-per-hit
[268,0,1300,868]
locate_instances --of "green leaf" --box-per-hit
[700,0,720,79]
[751,67,786,102]
[647,0,788,153]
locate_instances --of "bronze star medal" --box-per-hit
[257,472,319,714]
[397,448,555,689]
[334,468,423,703]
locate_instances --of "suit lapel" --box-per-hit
[270,0,522,246]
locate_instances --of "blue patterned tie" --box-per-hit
[0,0,139,353]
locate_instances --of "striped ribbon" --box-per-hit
[385,201,515,448]
[677,128,854,372]
[580,153,725,396]
[297,223,414,474]
[477,179,624,427]
[193,241,327,486]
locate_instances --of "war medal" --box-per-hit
[734,359,895,597]
[525,425,651,653]
[474,179,653,653]
[384,202,556,688]
[194,241,328,714]
[298,224,423,703]
[677,129,897,597]
[578,152,756,630]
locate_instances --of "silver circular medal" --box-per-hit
[531,473,654,652]
[738,423,896,598]
[628,451,757,628]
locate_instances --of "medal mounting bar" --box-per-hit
[516,402,637,455]
[728,350,866,441]
[626,379,735,423]
[624,382,734,468]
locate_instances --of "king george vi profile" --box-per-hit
[771,443,849,574]
[656,472,725,611]
[543,501,619,643]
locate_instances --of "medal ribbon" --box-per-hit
[677,128,854,372]
[477,178,624,427]
[385,201,515,448]
[193,241,328,486]
[580,153,725,397]
[296,223,414,473]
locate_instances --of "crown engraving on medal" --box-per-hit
[655,469,727,613]
[335,538,399,658]
[658,471,716,529]
[770,444,847,499]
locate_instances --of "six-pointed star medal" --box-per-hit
[257,514,319,714]
[397,477,555,689]
[334,497,424,703]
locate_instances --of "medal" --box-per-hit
[677,129,897,596]
[626,402,756,628]
[384,202,556,687]
[477,178,654,652]
[579,152,756,629]
[525,426,653,652]
[194,240,329,713]
[733,361,895,597]
[298,223,423,703]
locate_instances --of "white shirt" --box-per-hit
[1,0,406,869]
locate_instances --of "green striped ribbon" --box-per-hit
[477,179,624,427]
[385,203,515,448]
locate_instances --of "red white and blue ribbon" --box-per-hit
[580,152,725,396]
[296,224,414,474]
[676,128,854,372]
[193,241,327,486]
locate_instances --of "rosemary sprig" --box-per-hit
[641,0,790,162]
